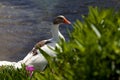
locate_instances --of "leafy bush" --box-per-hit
[0,7,120,80]
[40,7,120,80]
[0,66,28,80]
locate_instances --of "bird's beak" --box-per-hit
[63,18,71,24]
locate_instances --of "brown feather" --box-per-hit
[32,40,51,56]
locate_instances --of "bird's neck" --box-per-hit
[51,24,65,42]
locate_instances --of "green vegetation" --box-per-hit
[0,7,120,80]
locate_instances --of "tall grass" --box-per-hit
[0,7,120,80]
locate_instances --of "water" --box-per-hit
[0,0,119,61]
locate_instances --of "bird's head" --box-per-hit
[53,15,71,25]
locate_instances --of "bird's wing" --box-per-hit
[32,40,52,56]
[34,40,51,48]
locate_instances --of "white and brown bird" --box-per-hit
[0,15,71,71]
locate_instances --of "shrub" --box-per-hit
[40,7,120,80]
[0,66,28,80]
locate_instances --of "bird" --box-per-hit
[0,15,71,71]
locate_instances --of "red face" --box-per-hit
[63,17,71,24]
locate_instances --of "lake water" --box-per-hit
[0,0,120,61]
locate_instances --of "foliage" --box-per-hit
[39,7,120,80]
[0,7,120,80]
[0,65,29,80]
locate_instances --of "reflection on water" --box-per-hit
[0,0,119,61]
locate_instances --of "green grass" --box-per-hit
[0,7,120,80]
